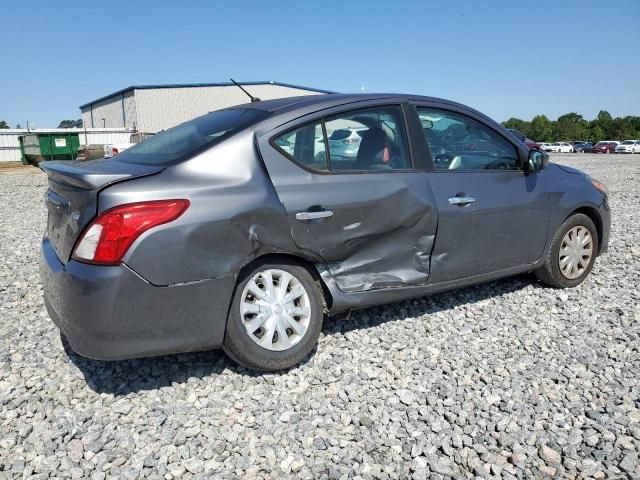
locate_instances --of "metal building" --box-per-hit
[79,81,333,133]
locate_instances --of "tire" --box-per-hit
[535,213,598,288]
[224,258,324,371]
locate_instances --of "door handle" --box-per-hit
[448,196,476,206]
[295,210,334,221]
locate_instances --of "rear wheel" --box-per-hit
[535,214,598,288]
[224,259,324,371]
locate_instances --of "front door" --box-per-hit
[415,106,550,283]
[260,104,438,292]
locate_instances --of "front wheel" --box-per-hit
[535,214,598,288]
[224,259,324,371]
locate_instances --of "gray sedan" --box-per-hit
[40,93,610,370]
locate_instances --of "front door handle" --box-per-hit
[448,196,476,206]
[295,210,334,221]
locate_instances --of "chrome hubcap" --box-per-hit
[240,269,311,351]
[559,226,593,280]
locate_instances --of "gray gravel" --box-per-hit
[1,154,639,479]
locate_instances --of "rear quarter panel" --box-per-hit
[98,131,298,286]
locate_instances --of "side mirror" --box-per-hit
[526,149,548,173]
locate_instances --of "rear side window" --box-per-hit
[114,108,269,165]
[275,121,328,171]
[273,105,411,172]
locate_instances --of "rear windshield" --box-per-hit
[329,129,352,140]
[114,108,269,165]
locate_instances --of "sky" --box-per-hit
[1,0,638,128]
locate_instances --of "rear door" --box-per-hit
[258,103,438,292]
[414,105,550,283]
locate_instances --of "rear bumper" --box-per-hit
[40,235,235,360]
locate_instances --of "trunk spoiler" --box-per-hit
[40,159,165,190]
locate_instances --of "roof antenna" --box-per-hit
[230,78,261,103]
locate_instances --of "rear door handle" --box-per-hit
[448,196,476,206]
[295,210,334,221]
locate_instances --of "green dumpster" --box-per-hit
[19,132,80,164]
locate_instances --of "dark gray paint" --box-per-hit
[39,93,611,360]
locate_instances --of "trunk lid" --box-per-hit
[41,159,164,263]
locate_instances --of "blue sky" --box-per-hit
[1,0,638,127]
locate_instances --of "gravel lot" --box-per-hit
[1,154,639,479]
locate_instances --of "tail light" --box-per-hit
[72,199,190,265]
[341,138,360,145]
[112,147,119,156]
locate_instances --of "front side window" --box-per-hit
[273,105,411,173]
[417,107,519,171]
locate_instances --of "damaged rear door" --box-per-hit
[261,104,438,293]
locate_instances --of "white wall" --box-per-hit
[0,128,134,163]
[81,94,132,129]
[135,84,324,133]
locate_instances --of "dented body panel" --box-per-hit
[258,136,438,291]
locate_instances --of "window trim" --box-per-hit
[269,103,417,175]
[412,103,527,174]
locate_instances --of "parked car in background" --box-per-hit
[76,145,106,161]
[592,141,619,154]
[573,142,593,153]
[538,143,552,151]
[327,127,368,160]
[546,142,574,153]
[615,140,640,154]
[40,93,610,371]
[507,128,541,150]
[104,133,155,158]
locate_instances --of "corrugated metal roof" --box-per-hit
[79,81,336,109]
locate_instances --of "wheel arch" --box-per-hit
[568,206,604,255]
[236,253,333,312]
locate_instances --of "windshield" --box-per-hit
[114,108,269,165]
[621,140,635,145]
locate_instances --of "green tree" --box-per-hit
[587,125,604,143]
[0,120,10,129]
[529,115,553,142]
[58,119,78,128]
[555,113,587,141]
[502,117,532,138]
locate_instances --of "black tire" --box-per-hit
[223,258,324,371]
[535,213,598,288]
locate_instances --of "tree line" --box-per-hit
[502,111,640,143]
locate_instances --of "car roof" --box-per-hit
[227,93,499,135]
[234,93,478,118]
